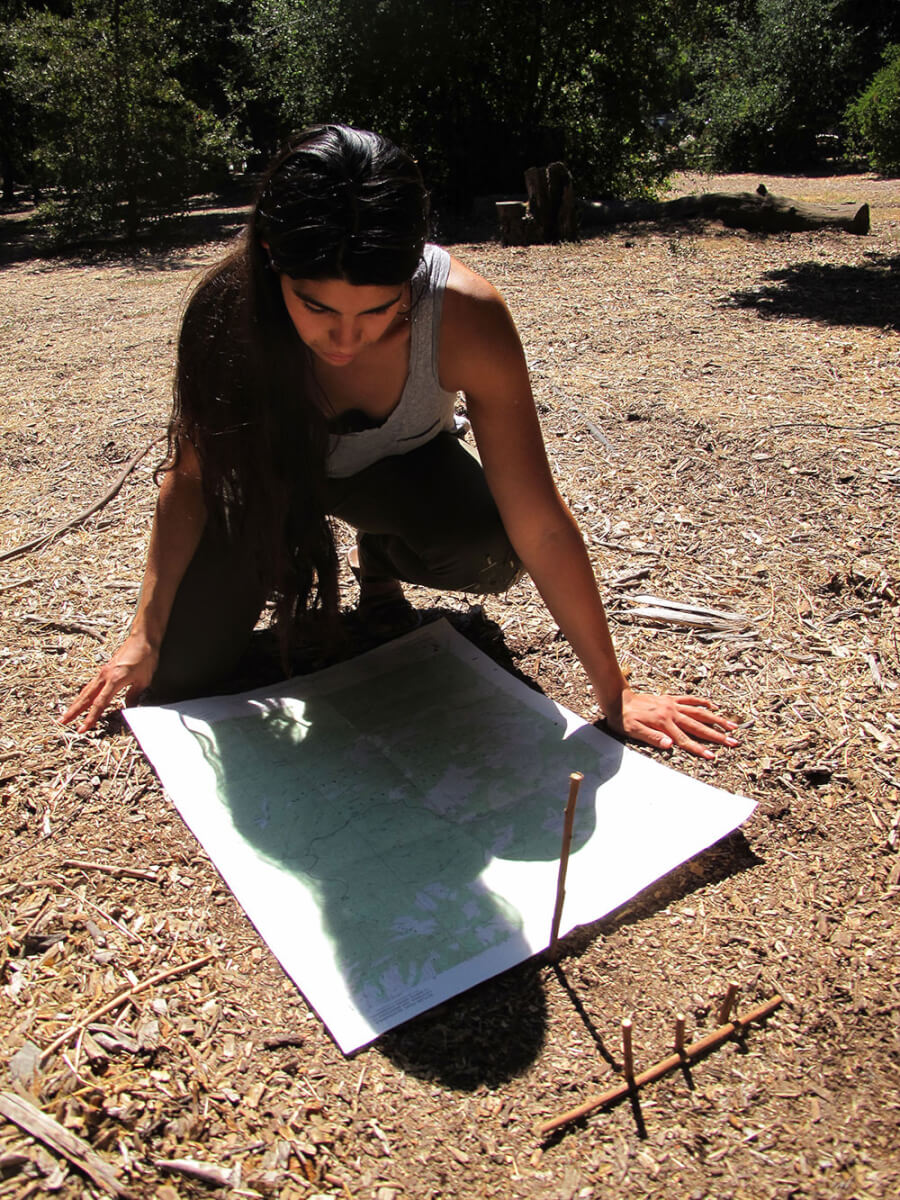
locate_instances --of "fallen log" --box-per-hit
[579,183,869,235]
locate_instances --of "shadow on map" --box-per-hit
[378,829,761,1088]
[188,635,624,1082]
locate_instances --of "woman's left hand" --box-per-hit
[605,689,740,760]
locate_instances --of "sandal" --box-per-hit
[347,548,422,640]
[352,592,422,640]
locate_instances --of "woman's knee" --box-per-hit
[457,531,521,594]
[403,524,521,594]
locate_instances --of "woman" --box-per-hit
[62,124,738,760]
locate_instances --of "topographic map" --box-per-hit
[127,621,754,1052]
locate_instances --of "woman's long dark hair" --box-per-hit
[160,125,430,662]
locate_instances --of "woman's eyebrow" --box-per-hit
[292,289,403,315]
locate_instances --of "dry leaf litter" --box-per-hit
[1,172,898,1199]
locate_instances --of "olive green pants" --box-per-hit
[151,434,520,700]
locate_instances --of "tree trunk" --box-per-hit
[1,148,14,202]
[580,183,870,236]
[524,161,577,242]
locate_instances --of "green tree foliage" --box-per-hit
[686,0,853,170]
[835,0,900,98]
[0,0,42,198]
[245,0,692,207]
[4,0,237,238]
[167,0,253,124]
[237,0,319,158]
[11,0,891,241]
[845,45,900,175]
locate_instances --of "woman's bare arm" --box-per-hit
[60,440,207,731]
[440,260,739,759]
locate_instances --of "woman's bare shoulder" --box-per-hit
[442,254,514,343]
[445,254,503,305]
[439,255,525,392]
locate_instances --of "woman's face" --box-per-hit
[279,275,406,367]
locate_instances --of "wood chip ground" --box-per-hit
[1,172,898,1198]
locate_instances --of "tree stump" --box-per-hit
[524,162,577,242]
[496,201,535,246]
[497,162,577,245]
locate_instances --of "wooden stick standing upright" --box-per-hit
[537,994,783,1137]
[621,1018,635,1083]
[674,1013,687,1057]
[549,772,584,953]
[718,982,740,1025]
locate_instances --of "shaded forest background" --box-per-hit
[1,0,899,241]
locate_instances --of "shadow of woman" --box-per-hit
[184,628,622,1082]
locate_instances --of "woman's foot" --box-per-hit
[347,541,420,639]
[347,542,405,606]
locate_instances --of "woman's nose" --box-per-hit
[331,320,360,350]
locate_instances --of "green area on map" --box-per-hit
[194,651,604,1013]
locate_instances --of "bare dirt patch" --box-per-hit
[1,173,899,1198]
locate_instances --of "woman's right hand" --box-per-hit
[60,632,160,733]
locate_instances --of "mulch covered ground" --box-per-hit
[1,171,898,1199]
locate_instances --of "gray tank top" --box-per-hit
[325,243,458,478]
